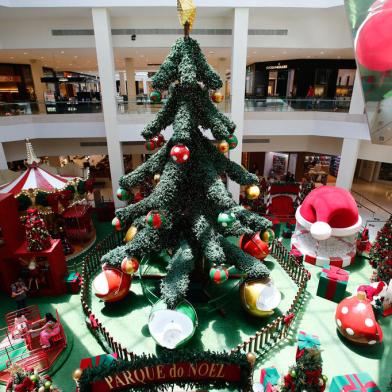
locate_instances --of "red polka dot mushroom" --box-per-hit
[335,291,383,345]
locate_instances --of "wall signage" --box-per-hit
[77,352,253,392]
[0,75,21,83]
[266,64,288,70]
[91,362,241,391]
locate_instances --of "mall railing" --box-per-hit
[0,97,351,117]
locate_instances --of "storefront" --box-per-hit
[0,63,35,102]
[245,59,356,100]
[41,70,101,114]
[243,151,341,184]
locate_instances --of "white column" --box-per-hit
[30,59,46,113]
[125,58,136,100]
[92,8,124,207]
[0,143,8,170]
[143,77,148,94]
[336,138,360,190]
[119,71,127,96]
[227,8,249,202]
[349,70,365,114]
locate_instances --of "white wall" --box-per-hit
[358,140,392,164]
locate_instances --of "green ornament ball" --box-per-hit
[30,374,38,382]
[217,212,236,228]
[150,90,162,103]
[225,134,238,150]
[116,187,130,201]
[209,264,229,284]
[145,139,156,151]
[290,370,296,378]
[44,381,52,389]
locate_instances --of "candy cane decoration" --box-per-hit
[265,183,272,215]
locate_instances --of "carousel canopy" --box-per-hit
[0,139,76,195]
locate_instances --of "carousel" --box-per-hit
[0,139,95,259]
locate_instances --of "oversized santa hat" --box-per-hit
[295,186,362,241]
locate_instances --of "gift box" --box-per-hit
[64,272,81,294]
[316,265,349,303]
[260,367,280,392]
[296,330,320,359]
[79,353,118,370]
[330,372,380,391]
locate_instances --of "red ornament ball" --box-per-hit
[355,2,392,71]
[239,232,269,260]
[121,257,140,275]
[93,266,131,302]
[111,217,123,231]
[134,192,144,203]
[146,210,166,229]
[145,140,156,151]
[170,144,190,164]
[152,133,165,147]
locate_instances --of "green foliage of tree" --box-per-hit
[101,36,271,307]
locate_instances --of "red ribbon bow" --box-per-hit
[322,265,349,282]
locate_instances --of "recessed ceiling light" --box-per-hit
[10,56,14,59]
[271,55,276,58]
[74,55,78,58]
[283,51,287,54]
[252,51,257,54]
[44,64,48,66]
[307,55,311,58]
[140,54,144,57]
[69,63,72,66]
[337,56,341,59]
[209,51,215,54]
[40,56,44,59]
[320,51,325,54]
[23,52,28,55]
[60,51,65,54]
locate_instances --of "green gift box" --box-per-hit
[316,265,349,302]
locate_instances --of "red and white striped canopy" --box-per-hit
[0,164,75,195]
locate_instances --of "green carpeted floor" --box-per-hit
[0,221,390,391]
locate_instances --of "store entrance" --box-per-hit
[267,69,294,98]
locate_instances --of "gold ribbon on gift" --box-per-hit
[177,0,196,32]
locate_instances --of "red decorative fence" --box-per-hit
[80,232,310,360]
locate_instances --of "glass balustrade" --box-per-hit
[0,97,351,117]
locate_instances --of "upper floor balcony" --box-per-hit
[0,97,369,144]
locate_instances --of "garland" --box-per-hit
[77,350,252,392]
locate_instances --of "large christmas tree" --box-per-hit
[370,215,392,283]
[102,21,271,309]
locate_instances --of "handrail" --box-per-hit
[351,190,391,215]
[80,230,310,360]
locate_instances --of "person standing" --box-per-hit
[306,85,315,109]
[11,279,28,310]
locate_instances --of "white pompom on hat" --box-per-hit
[295,186,362,240]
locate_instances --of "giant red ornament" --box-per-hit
[335,292,383,345]
[239,232,269,260]
[355,0,392,71]
[93,266,131,302]
[170,144,190,164]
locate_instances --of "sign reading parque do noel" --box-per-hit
[77,352,254,392]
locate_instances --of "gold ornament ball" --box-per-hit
[124,226,138,243]
[153,173,161,183]
[239,278,281,317]
[211,91,224,103]
[246,185,260,200]
[246,352,257,366]
[217,140,229,154]
[72,368,83,381]
[38,387,45,392]
[290,369,296,378]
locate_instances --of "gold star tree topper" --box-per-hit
[177,0,196,33]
